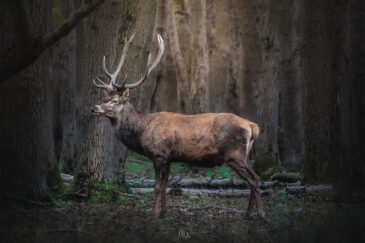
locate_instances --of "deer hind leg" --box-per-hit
[246,188,256,218]
[152,157,169,218]
[247,166,265,217]
[226,152,265,218]
[160,163,170,217]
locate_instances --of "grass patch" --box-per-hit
[125,151,239,180]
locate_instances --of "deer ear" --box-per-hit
[122,88,130,99]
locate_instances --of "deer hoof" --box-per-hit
[258,211,266,218]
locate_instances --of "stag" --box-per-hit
[91,34,265,218]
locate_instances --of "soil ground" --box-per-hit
[2,155,364,242]
[1,190,364,243]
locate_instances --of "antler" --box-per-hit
[92,33,165,92]
[124,34,165,89]
[93,33,136,92]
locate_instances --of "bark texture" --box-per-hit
[336,0,365,192]
[190,0,209,113]
[251,0,280,167]
[300,0,341,182]
[137,0,177,114]
[277,0,304,167]
[166,0,190,114]
[52,0,79,172]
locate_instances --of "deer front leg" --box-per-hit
[153,158,163,218]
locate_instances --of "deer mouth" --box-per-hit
[91,105,104,115]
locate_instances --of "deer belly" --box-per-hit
[188,157,224,168]
[171,149,223,168]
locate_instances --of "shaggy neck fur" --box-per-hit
[109,102,147,153]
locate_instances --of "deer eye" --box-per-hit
[112,99,118,104]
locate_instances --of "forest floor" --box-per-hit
[1,190,364,243]
[1,154,364,242]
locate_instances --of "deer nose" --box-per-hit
[91,106,96,112]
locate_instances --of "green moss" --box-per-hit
[89,183,123,204]
[46,196,67,208]
[47,161,65,196]
[187,66,192,76]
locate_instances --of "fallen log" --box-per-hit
[286,184,333,194]
[127,177,249,189]
[127,178,155,188]
[305,184,333,192]
[270,173,303,183]
[286,186,306,195]
[131,188,269,197]
[61,173,74,182]
[261,180,278,189]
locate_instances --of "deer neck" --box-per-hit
[110,102,146,153]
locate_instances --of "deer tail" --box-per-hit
[250,123,259,141]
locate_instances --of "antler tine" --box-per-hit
[93,33,136,92]
[125,34,165,89]
[102,56,113,78]
[110,33,136,86]
[93,78,112,91]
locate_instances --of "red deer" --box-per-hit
[91,34,265,218]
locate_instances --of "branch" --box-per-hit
[0,0,105,83]
[41,0,104,48]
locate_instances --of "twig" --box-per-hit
[62,192,88,198]
[121,193,141,198]
[126,159,150,163]
[2,194,47,206]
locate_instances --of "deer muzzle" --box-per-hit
[91,105,104,114]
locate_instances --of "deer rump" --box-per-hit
[138,112,255,167]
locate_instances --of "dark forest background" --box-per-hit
[0,1,364,241]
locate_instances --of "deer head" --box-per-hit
[90,33,165,118]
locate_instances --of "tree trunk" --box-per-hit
[336,0,365,193]
[137,0,177,114]
[300,0,341,183]
[52,0,79,173]
[250,0,280,168]
[76,0,155,185]
[166,0,191,114]
[277,0,304,167]
[190,0,209,113]
[239,0,259,122]
[0,0,55,200]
